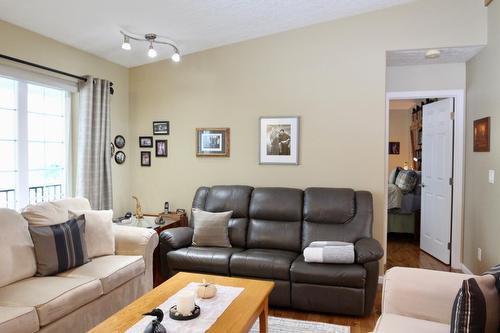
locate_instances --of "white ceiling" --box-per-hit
[0,0,415,68]
[387,46,484,66]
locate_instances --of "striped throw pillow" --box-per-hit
[29,216,89,276]
[450,272,500,333]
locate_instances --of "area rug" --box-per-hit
[250,316,350,333]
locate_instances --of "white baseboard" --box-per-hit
[461,263,473,275]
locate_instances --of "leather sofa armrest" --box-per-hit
[113,224,159,291]
[160,227,194,251]
[355,238,383,264]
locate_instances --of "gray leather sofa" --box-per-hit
[160,185,383,316]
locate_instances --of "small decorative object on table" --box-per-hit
[169,290,201,320]
[132,196,144,219]
[176,208,186,215]
[197,279,217,299]
[142,308,166,333]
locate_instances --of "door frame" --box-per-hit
[385,90,465,269]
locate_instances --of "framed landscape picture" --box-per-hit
[473,117,490,152]
[196,128,230,157]
[153,121,170,135]
[259,116,299,165]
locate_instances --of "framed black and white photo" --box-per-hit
[114,135,126,149]
[153,121,170,135]
[155,140,168,157]
[141,151,151,166]
[196,128,230,157]
[388,142,400,155]
[259,117,299,165]
[115,151,126,164]
[139,136,153,148]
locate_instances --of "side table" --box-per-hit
[118,212,188,287]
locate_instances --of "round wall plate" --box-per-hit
[115,151,126,164]
[114,135,126,148]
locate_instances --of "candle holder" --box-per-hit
[169,304,201,321]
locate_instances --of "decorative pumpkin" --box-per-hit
[197,279,217,299]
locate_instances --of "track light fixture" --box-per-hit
[120,30,181,62]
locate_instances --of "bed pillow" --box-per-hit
[191,208,232,248]
[29,216,89,276]
[395,170,418,193]
[388,167,402,184]
[450,268,500,333]
[69,209,114,258]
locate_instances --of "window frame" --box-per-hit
[0,70,72,210]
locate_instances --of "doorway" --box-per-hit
[385,90,465,271]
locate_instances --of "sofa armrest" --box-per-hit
[160,227,193,251]
[355,238,383,264]
[113,225,159,291]
[382,267,473,324]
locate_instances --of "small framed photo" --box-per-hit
[388,142,400,155]
[141,151,151,166]
[196,128,230,157]
[114,135,126,149]
[139,136,153,148]
[156,140,168,157]
[259,117,299,165]
[153,121,170,135]
[473,117,490,152]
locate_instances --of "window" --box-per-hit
[0,75,70,210]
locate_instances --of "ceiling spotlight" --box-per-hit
[120,30,180,62]
[121,35,131,50]
[148,43,157,58]
[425,49,441,59]
[171,52,180,62]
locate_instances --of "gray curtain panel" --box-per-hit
[76,77,113,210]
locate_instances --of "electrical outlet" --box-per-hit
[477,248,482,262]
[489,170,495,184]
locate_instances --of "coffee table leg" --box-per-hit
[259,299,268,333]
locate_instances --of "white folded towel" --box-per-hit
[303,242,355,264]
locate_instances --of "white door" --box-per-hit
[420,98,454,264]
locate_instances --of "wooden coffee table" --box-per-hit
[88,272,274,333]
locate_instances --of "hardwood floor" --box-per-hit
[270,234,452,332]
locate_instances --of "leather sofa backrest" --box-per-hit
[302,188,373,250]
[191,185,253,248]
[247,188,303,252]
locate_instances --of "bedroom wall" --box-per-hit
[388,108,412,174]
[129,0,487,269]
[0,20,131,215]
[464,0,500,274]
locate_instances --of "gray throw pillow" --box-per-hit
[395,170,418,193]
[29,216,89,276]
[191,208,232,248]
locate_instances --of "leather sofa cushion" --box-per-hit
[290,255,366,288]
[0,276,102,326]
[58,255,145,294]
[0,306,39,333]
[247,219,301,252]
[249,188,303,221]
[230,249,298,280]
[204,186,253,218]
[167,247,243,275]
[374,314,450,333]
[0,209,37,288]
[304,188,355,224]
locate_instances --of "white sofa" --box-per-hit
[372,267,474,333]
[0,198,159,333]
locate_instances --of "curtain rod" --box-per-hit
[0,53,114,94]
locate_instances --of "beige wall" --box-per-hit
[0,20,131,215]
[129,0,487,268]
[464,1,500,274]
[387,63,467,92]
[388,108,412,173]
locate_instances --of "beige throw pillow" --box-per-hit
[69,209,114,258]
[22,202,68,226]
[191,209,232,248]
